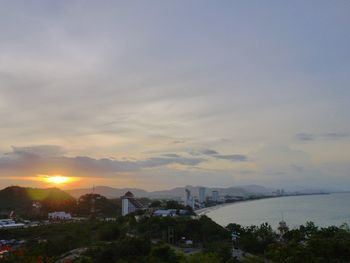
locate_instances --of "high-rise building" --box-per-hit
[212,190,219,202]
[184,189,195,209]
[199,187,206,204]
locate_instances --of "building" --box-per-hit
[153,209,177,217]
[199,187,206,204]
[0,219,25,229]
[48,211,72,220]
[212,190,219,202]
[184,189,195,209]
[121,191,144,216]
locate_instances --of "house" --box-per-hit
[121,191,144,216]
[153,209,177,217]
[0,219,25,229]
[48,211,72,220]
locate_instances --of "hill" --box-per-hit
[67,185,275,199]
[67,186,148,199]
[0,186,76,217]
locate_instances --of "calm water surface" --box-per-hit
[206,193,350,228]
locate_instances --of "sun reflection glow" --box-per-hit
[45,175,70,185]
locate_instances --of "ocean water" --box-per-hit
[206,193,350,229]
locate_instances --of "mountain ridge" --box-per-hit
[66,184,275,199]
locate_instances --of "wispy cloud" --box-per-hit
[162,153,181,158]
[215,154,248,161]
[296,133,314,141]
[190,149,248,162]
[201,149,219,155]
[296,132,350,142]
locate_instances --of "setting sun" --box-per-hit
[35,174,81,188]
[45,175,70,185]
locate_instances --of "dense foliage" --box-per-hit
[0,186,76,218]
[0,187,122,219]
[0,215,233,263]
[227,221,350,263]
[2,191,350,263]
[76,194,120,217]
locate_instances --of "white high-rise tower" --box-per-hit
[199,187,206,204]
[184,189,195,209]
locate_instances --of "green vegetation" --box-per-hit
[2,217,350,262]
[1,187,350,262]
[0,186,75,218]
[0,187,121,219]
[77,193,120,217]
[227,221,350,262]
[0,215,232,263]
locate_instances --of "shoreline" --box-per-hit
[195,192,331,216]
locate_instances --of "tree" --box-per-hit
[146,245,179,263]
[97,223,120,241]
[203,242,232,262]
[180,253,223,263]
[77,194,120,217]
[150,200,162,208]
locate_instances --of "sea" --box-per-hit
[206,193,350,229]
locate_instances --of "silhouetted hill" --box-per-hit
[0,186,76,216]
[67,186,148,199]
[67,185,275,199]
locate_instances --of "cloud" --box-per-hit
[171,140,186,144]
[190,149,248,162]
[296,132,350,142]
[296,133,314,141]
[215,154,248,162]
[162,153,181,158]
[201,149,219,155]
[11,145,65,157]
[141,157,204,167]
[0,145,205,177]
[323,133,349,140]
[0,1,349,190]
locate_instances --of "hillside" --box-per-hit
[0,186,76,216]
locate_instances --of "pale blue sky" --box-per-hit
[0,1,349,190]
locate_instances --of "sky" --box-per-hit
[0,0,349,191]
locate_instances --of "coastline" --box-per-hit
[195,203,233,216]
[195,192,331,217]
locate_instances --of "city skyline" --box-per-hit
[0,1,350,191]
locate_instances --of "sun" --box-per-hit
[36,174,80,187]
[45,175,70,185]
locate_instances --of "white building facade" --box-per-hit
[48,211,72,220]
[184,189,195,209]
[212,190,219,202]
[121,191,144,216]
[199,187,206,204]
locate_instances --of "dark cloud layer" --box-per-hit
[296,133,350,142]
[0,146,204,177]
[191,149,248,162]
[201,149,219,155]
[11,145,65,157]
[162,153,181,158]
[296,133,314,141]
[214,154,247,161]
